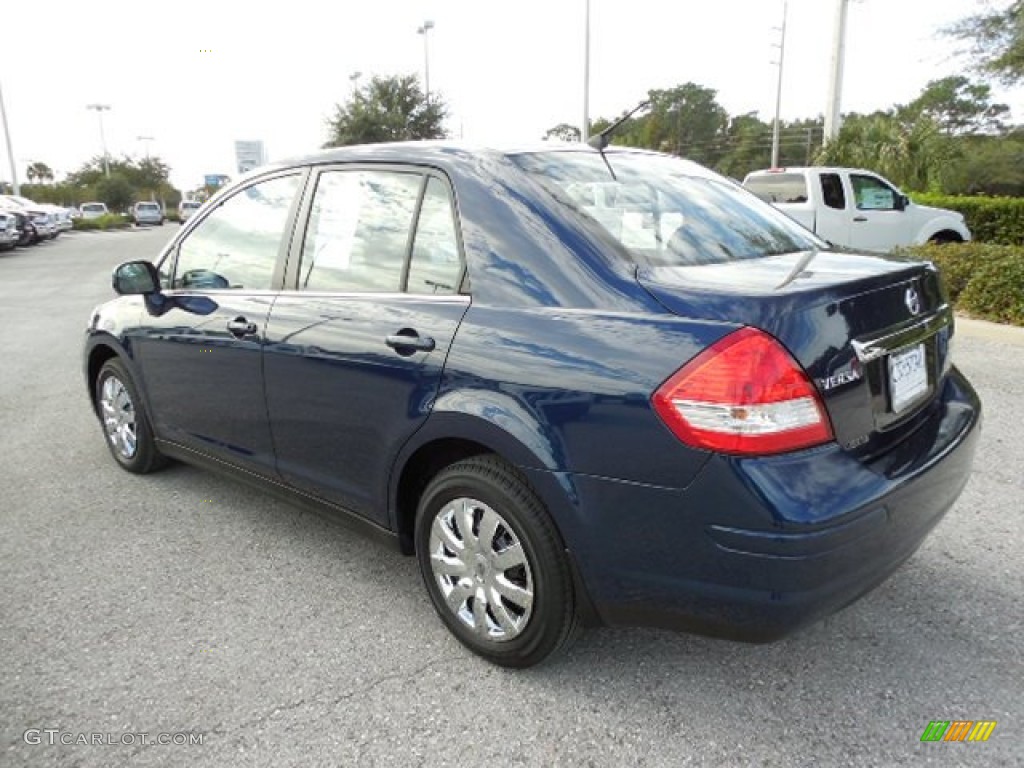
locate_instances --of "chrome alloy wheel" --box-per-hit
[100,375,138,460]
[429,497,535,642]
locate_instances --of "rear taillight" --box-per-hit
[652,327,833,455]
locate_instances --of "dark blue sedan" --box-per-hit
[84,143,981,667]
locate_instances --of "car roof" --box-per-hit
[270,140,677,173]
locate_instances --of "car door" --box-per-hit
[134,172,304,475]
[263,167,469,525]
[846,173,911,252]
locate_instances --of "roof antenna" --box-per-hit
[586,99,651,151]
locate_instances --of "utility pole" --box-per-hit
[86,104,112,176]
[0,81,18,195]
[824,0,850,141]
[349,71,362,98]
[771,0,788,168]
[582,0,591,142]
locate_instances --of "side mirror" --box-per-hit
[895,194,910,212]
[112,260,161,295]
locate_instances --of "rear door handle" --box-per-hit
[385,331,436,354]
[226,317,258,337]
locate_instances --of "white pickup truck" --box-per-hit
[742,167,970,252]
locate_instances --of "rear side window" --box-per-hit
[406,177,462,295]
[820,173,846,210]
[299,170,422,292]
[743,173,808,204]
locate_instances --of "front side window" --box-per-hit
[514,152,824,267]
[172,174,300,291]
[406,176,462,294]
[299,170,422,292]
[850,175,897,211]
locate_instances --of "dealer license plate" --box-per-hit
[889,343,928,413]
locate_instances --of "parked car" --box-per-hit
[0,211,19,250]
[80,202,109,220]
[1,196,56,240]
[177,199,202,223]
[2,208,38,246]
[742,167,971,252]
[132,201,165,226]
[84,143,981,668]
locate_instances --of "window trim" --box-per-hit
[159,167,310,293]
[284,162,468,298]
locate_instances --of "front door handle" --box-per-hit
[385,330,436,354]
[853,216,868,222]
[226,317,258,337]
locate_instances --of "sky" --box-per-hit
[0,0,1019,193]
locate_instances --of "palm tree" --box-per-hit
[26,162,55,185]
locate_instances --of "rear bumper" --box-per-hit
[547,367,981,641]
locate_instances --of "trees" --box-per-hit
[900,76,1009,135]
[324,74,448,147]
[95,175,136,212]
[26,162,54,185]
[543,123,581,142]
[947,1,1024,85]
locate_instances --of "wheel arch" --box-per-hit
[389,407,575,556]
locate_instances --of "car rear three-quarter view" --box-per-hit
[83,143,981,667]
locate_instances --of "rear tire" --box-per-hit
[415,454,579,668]
[94,358,167,474]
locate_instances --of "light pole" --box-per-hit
[0,81,19,195]
[137,135,154,161]
[824,0,850,141]
[582,0,591,142]
[137,136,156,201]
[349,71,362,98]
[417,20,434,101]
[86,104,112,176]
[771,0,788,168]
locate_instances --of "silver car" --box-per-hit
[132,202,164,226]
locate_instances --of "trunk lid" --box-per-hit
[637,249,954,458]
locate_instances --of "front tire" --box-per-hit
[415,455,579,668]
[94,358,167,474]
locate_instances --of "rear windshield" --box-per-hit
[743,173,809,204]
[181,202,201,209]
[511,151,823,267]
[82,204,105,211]
[138,203,159,210]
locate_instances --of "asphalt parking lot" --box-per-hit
[1,228,1021,767]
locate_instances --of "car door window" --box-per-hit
[850,175,897,211]
[172,174,300,290]
[300,170,422,292]
[406,176,462,295]
[820,173,846,210]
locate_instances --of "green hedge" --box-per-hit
[904,243,1024,326]
[72,214,132,231]
[910,194,1024,246]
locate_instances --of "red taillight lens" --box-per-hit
[652,327,833,455]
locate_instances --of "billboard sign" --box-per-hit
[235,140,267,175]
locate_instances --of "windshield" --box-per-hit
[510,151,824,267]
[82,204,105,211]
